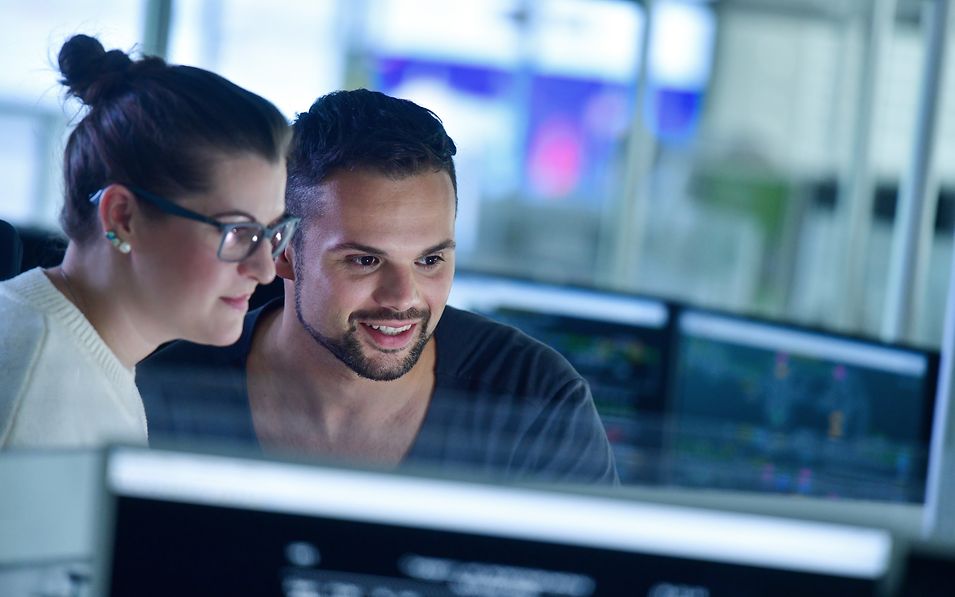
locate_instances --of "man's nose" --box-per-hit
[372,264,419,313]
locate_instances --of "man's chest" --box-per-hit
[246,376,431,466]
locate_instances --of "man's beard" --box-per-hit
[293,277,432,381]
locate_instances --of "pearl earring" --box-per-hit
[105,230,131,254]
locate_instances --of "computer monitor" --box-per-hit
[448,272,673,483]
[893,540,955,596]
[95,445,893,596]
[667,309,938,503]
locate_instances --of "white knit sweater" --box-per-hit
[0,268,147,449]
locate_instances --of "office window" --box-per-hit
[167,0,345,119]
[0,0,145,228]
[7,0,951,348]
[360,0,644,273]
[0,113,45,223]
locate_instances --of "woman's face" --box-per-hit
[129,153,288,347]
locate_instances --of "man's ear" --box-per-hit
[96,184,138,244]
[275,243,295,281]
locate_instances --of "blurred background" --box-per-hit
[1,0,954,501]
[5,3,955,593]
[3,0,954,348]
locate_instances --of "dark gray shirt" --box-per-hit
[138,301,618,484]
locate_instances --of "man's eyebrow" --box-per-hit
[329,242,385,255]
[420,240,456,256]
[328,240,456,257]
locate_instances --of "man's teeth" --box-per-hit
[368,323,412,335]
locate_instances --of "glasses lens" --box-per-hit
[219,224,261,262]
[269,219,298,257]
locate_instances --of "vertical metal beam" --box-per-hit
[882,0,949,342]
[836,0,896,331]
[142,0,173,59]
[597,0,657,289]
[921,0,955,543]
[34,111,62,225]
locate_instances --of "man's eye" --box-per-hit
[419,255,444,267]
[352,256,379,268]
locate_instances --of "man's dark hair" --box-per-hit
[286,88,457,221]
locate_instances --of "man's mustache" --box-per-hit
[349,307,429,322]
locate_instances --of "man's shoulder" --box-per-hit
[139,330,251,393]
[436,305,570,364]
[136,301,276,442]
[435,306,582,395]
[136,299,274,401]
[425,306,617,485]
[142,336,248,371]
[140,298,278,375]
[136,337,250,418]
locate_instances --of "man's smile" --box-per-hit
[358,321,419,350]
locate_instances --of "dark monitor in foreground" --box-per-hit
[96,446,892,597]
[448,273,672,483]
[894,540,955,596]
[668,309,938,503]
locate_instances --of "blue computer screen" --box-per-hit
[667,310,937,502]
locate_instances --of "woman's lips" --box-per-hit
[220,295,251,311]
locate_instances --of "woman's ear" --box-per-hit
[275,242,296,281]
[96,184,138,249]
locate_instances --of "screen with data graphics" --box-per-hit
[667,310,937,502]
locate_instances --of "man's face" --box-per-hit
[291,168,456,381]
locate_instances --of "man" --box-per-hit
[139,89,617,484]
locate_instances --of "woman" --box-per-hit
[0,35,297,449]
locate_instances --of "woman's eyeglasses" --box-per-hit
[90,186,300,263]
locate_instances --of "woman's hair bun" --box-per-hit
[58,34,135,106]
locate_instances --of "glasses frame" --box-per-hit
[89,186,300,262]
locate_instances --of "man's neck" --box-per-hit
[245,301,435,462]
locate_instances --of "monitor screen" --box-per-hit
[667,309,938,503]
[448,273,673,483]
[97,446,892,597]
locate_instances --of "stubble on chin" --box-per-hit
[293,278,432,381]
